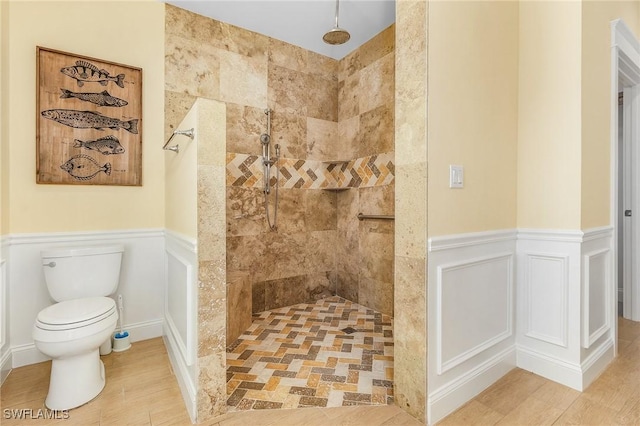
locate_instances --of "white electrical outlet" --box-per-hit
[449,165,464,188]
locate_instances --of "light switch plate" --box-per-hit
[449,165,464,188]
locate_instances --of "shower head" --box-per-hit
[323,28,351,45]
[260,133,271,144]
[323,0,350,45]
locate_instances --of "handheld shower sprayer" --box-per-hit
[261,132,271,173]
[261,109,279,231]
[262,109,275,194]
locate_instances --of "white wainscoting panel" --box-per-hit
[524,253,569,347]
[428,229,517,425]
[582,248,611,348]
[164,230,197,423]
[436,253,513,374]
[579,227,614,389]
[516,230,582,389]
[166,248,195,366]
[7,229,166,368]
[0,239,10,384]
[516,227,614,391]
[0,256,5,349]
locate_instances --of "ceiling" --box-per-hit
[164,1,396,60]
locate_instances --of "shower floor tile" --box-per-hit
[226,296,394,411]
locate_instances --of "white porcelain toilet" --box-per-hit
[32,245,124,410]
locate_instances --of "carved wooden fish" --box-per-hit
[41,109,138,134]
[74,136,125,155]
[60,155,111,181]
[60,60,125,88]
[60,89,128,107]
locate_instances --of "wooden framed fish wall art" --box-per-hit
[36,47,142,185]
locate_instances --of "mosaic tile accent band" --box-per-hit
[227,297,394,411]
[226,152,394,190]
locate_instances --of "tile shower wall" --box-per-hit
[226,152,394,190]
[336,26,395,317]
[394,0,428,421]
[166,4,394,419]
[222,34,341,314]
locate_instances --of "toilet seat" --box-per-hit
[36,297,116,330]
[34,297,118,343]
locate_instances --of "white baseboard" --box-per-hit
[581,338,615,389]
[516,345,582,390]
[127,319,164,343]
[517,340,613,391]
[164,326,197,423]
[11,343,50,368]
[0,347,12,385]
[428,346,516,424]
[11,319,163,368]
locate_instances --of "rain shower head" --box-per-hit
[323,28,351,45]
[323,0,350,45]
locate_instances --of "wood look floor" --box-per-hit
[1,317,638,425]
[438,317,640,425]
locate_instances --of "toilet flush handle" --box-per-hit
[43,261,56,268]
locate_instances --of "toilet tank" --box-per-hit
[41,245,124,302]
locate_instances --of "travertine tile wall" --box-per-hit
[223,37,340,315]
[226,152,394,190]
[394,0,428,422]
[166,5,340,318]
[335,26,396,316]
[226,270,251,346]
[164,7,238,421]
[166,4,397,420]
[195,99,228,421]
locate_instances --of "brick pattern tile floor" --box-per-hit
[226,296,394,411]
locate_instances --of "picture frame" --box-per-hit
[36,47,143,186]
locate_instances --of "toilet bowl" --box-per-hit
[32,245,124,410]
[33,297,118,410]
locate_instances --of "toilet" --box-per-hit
[32,245,124,410]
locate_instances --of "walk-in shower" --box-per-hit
[261,108,279,231]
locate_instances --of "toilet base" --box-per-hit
[45,349,105,410]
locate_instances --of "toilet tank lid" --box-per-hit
[41,245,124,259]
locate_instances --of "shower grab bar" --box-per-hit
[357,213,395,221]
[163,128,195,154]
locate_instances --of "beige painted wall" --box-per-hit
[517,1,583,230]
[428,1,518,237]
[164,102,198,239]
[1,1,8,236]
[5,1,165,233]
[581,1,640,229]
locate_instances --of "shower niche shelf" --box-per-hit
[321,159,351,192]
[321,159,350,164]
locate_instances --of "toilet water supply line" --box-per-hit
[115,294,128,339]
